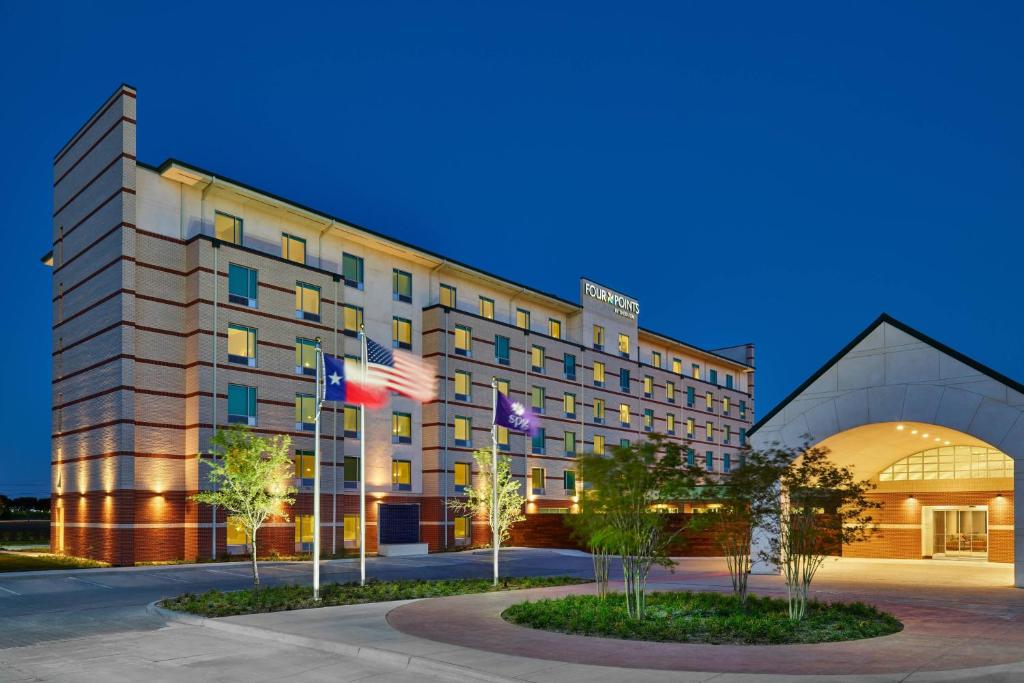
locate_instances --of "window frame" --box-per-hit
[392,411,412,444]
[295,282,321,322]
[392,316,413,350]
[342,252,365,290]
[392,269,412,303]
[281,232,307,264]
[227,323,257,367]
[227,263,257,307]
[215,211,244,245]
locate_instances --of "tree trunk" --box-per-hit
[250,531,260,590]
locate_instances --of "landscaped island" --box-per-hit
[503,591,902,645]
[162,576,588,617]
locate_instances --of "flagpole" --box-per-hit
[359,327,367,586]
[313,338,323,601]
[491,378,499,587]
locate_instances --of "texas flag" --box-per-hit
[323,353,388,408]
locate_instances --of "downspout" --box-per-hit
[317,219,335,270]
[332,275,340,554]
[201,176,218,559]
[429,260,449,548]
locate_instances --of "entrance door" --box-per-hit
[932,508,987,559]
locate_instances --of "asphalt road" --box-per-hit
[0,548,595,649]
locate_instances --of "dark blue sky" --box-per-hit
[1,2,1021,497]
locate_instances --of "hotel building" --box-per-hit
[47,85,755,565]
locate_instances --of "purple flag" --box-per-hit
[494,391,540,436]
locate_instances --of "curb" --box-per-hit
[147,600,523,683]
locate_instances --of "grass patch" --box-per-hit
[503,591,902,645]
[0,551,108,572]
[163,575,589,617]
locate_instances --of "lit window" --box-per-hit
[672,358,682,375]
[343,405,360,437]
[455,371,472,401]
[496,425,509,448]
[643,409,654,431]
[531,345,545,373]
[295,450,315,482]
[706,392,714,411]
[454,416,472,446]
[392,412,412,444]
[548,319,561,339]
[393,269,412,303]
[215,211,243,244]
[706,421,714,440]
[295,337,317,376]
[531,386,545,413]
[692,363,701,380]
[227,384,256,425]
[593,434,605,455]
[687,418,695,437]
[228,263,257,306]
[878,446,1014,482]
[454,516,470,540]
[563,393,576,418]
[532,428,546,454]
[295,282,321,322]
[593,361,605,387]
[643,375,653,397]
[226,515,247,545]
[619,403,630,427]
[295,394,316,431]
[281,233,306,264]
[496,378,510,396]
[479,296,494,319]
[440,283,457,308]
[593,325,604,350]
[651,351,662,368]
[618,334,630,358]
[227,324,256,366]
[666,413,675,434]
[620,368,630,393]
[564,431,576,455]
[342,253,364,289]
[666,381,675,402]
[563,353,576,380]
[494,335,510,365]
[454,462,471,492]
[723,397,730,414]
[454,325,472,356]
[563,469,576,492]
[531,467,545,494]
[344,456,359,488]
[593,398,605,423]
[391,460,412,491]
[344,514,360,544]
[515,308,531,330]
[342,304,363,337]
[295,515,314,545]
[392,317,412,350]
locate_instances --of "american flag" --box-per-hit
[362,337,437,403]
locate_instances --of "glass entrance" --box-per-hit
[932,508,988,559]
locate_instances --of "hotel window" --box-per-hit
[454,516,470,540]
[706,421,714,440]
[295,450,315,483]
[454,325,472,356]
[281,233,306,264]
[295,515,314,546]
[726,374,734,389]
[692,363,701,380]
[723,453,732,473]
[295,282,321,322]
[455,371,472,401]
[496,425,509,449]
[496,378,510,396]
[687,386,695,407]
[227,384,257,425]
[666,413,676,435]
[593,325,604,351]
[620,368,630,393]
[672,357,682,375]
[227,263,257,307]
[706,392,714,411]
[344,456,359,489]
[515,308,531,330]
[722,397,730,415]
[295,394,316,431]
[593,398,605,423]
[393,269,412,303]
[651,351,662,368]
[643,375,653,398]
[531,467,545,494]
[342,253,364,289]
[687,448,696,466]
[643,409,654,432]
[705,451,714,471]
[531,345,545,373]
[618,333,630,358]
[686,417,694,437]
[392,317,412,350]
[215,211,243,244]
[392,459,412,491]
[564,431,576,456]
[739,400,747,419]
[619,438,630,449]
[548,319,562,339]
[739,428,747,446]
[454,416,472,446]
[593,361,605,387]
[226,516,247,545]
[593,434,605,455]
[709,369,718,386]
[723,424,731,444]
[563,469,576,493]
[619,403,630,427]
[392,412,412,444]
[739,453,746,469]
[563,353,576,380]
[439,283,456,308]
[344,405,360,438]
[454,462,471,493]
[295,337,317,376]
[564,393,576,418]
[666,381,676,403]
[342,304,363,337]
[531,386,545,414]
[532,429,546,455]
[479,296,494,319]
[344,514,360,544]
[494,335,510,365]
[227,324,257,366]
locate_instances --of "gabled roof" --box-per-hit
[748,313,1024,436]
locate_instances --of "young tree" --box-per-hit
[191,426,296,590]
[577,436,700,620]
[565,486,612,598]
[448,448,526,548]
[690,446,790,607]
[759,442,880,621]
